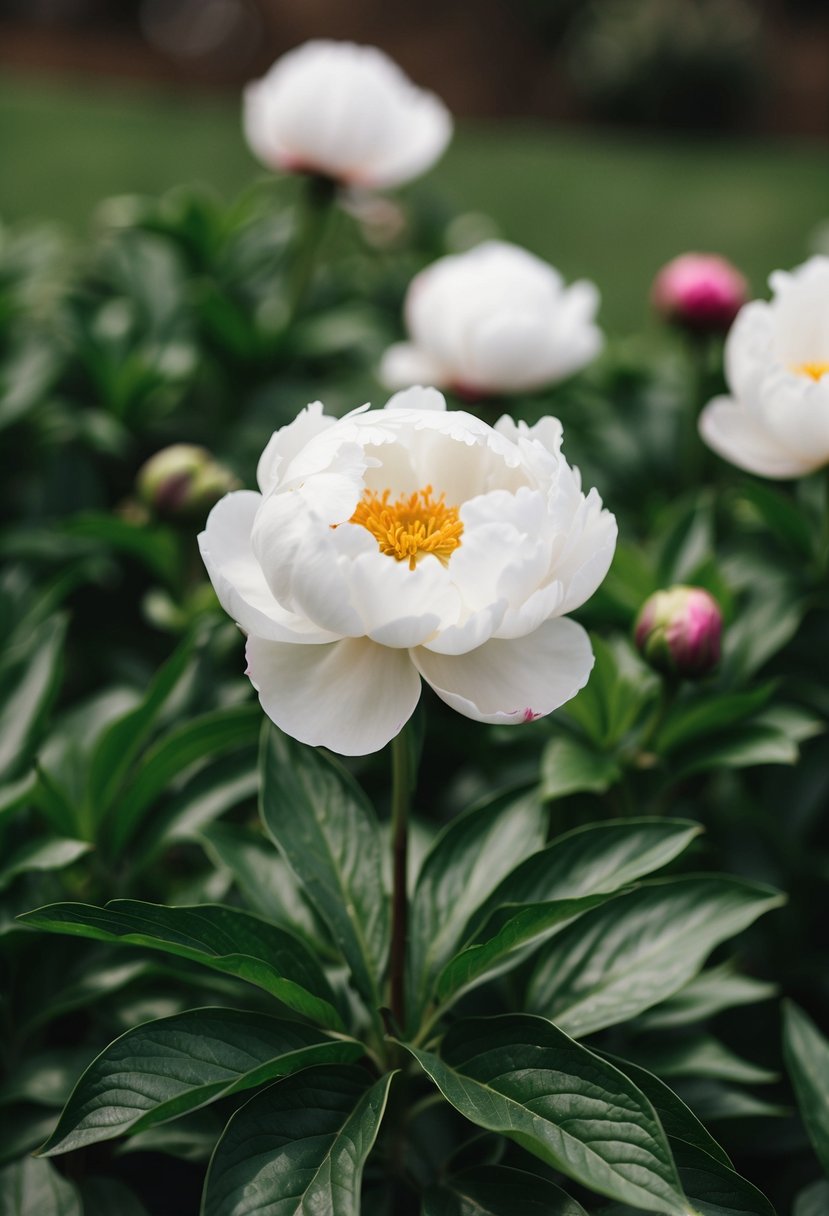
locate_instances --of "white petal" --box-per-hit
[554,489,618,615]
[256,402,335,494]
[384,386,448,412]
[753,372,829,466]
[361,88,452,188]
[699,394,814,478]
[412,617,594,724]
[246,634,421,755]
[379,343,449,390]
[198,491,336,643]
[346,546,461,648]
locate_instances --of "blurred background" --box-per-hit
[2,0,829,328]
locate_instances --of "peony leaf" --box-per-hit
[782,1000,829,1176]
[540,734,621,801]
[599,1052,733,1168]
[107,702,260,855]
[435,892,614,1006]
[17,900,344,1030]
[0,836,91,893]
[201,1065,393,1216]
[260,725,389,1008]
[528,875,784,1037]
[0,1158,81,1216]
[635,961,777,1031]
[407,787,547,1023]
[39,1007,363,1155]
[405,1014,693,1214]
[794,1180,829,1216]
[0,615,66,783]
[423,1165,589,1215]
[465,817,701,943]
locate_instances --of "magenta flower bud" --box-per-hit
[651,253,747,335]
[137,445,239,521]
[634,585,723,678]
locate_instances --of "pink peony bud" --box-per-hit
[137,445,239,521]
[651,253,747,335]
[634,585,723,678]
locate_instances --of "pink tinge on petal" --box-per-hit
[522,708,542,722]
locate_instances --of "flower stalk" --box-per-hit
[286,174,337,325]
[389,725,413,1030]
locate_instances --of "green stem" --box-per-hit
[389,727,412,1031]
[286,174,337,325]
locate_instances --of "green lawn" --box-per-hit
[4,72,829,331]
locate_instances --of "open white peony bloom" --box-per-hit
[380,242,603,397]
[199,389,617,755]
[700,257,829,478]
[243,40,452,189]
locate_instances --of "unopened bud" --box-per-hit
[634,585,723,678]
[651,253,747,335]
[137,445,239,520]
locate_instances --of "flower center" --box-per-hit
[350,485,463,570]
[792,361,829,381]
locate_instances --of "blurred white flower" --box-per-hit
[243,40,452,189]
[199,388,616,755]
[700,257,829,478]
[380,242,603,398]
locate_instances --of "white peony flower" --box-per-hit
[700,256,829,478]
[380,242,603,397]
[243,40,452,189]
[199,388,617,756]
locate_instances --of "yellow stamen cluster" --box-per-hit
[350,485,463,570]
[792,361,829,381]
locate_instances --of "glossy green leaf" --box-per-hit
[670,1080,789,1123]
[260,726,389,1007]
[87,636,193,821]
[0,1158,81,1216]
[528,876,784,1037]
[655,685,775,755]
[561,635,657,750]
[736,483,813,558]
[603,1141,776,1216]
[673,706,822,780]
[466,818,701,943]
[40,1007,363,1154]
[406,1015,691,1214]
[631,1036,777,1086]
[793,1179,829,1216]
[107,702,260,855]
[668,1141,776,1216]
[0,1047,96,1109]
[199,821,323,949]
[0,770,38,822]
[202,1065,393,1216]
[600,1052,732,1168]
[408,787,547,1022]
[0,615,66,782]
[435,891,614,1006]
[423,1166,588,1216]
[18,900,343,1029]
[540,734,621,801]
[783,1000,829,1175]
[656,494,714,585]
[0,836,90,892]
[636,962,777,1030]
